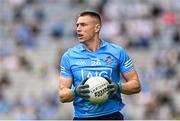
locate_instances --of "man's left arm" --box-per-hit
[121,69,141,95]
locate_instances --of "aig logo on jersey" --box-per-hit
[81,68,112,80]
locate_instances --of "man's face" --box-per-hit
[76,15,100,43]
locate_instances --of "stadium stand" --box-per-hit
[0,0,180,119]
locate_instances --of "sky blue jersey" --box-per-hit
[60,40,134,118]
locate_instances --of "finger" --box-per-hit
[107,91,116,98]
[104,77,112,84]
[108,94,115,99]
[107,88,115,95]
[107,84,114,89]
[81,93,90,98]
[84,96,90,100]
[81,84,89,89]
[81,78,89,85]
[107,91,113,97]
[80,89,90,93]
[107,91,114,96]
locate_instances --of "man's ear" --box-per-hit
[95,24,101,33]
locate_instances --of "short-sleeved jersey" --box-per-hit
[60,40,134,118]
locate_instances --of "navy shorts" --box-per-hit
[73,111,124,120]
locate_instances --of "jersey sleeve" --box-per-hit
[59,53,73,78]
[119,48,134,74]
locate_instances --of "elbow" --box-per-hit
[59,96,68,103]
[59,93,66,103]
[136,82,141,93]
[59,97,73,103]
[60,99,66,103]
[136,86,141,93]
[59,97,66,103]
[59,92,73,103]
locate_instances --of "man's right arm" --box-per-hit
[59,76,75,103]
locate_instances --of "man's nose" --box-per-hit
[76,26,81,32]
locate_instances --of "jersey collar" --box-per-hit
[79,40,107,52]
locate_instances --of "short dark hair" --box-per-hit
[79,11,101,25]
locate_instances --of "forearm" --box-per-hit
[59,87,75,103]
[121,79,141,95]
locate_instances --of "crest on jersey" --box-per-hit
[105,56,113,64]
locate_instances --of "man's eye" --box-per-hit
[81,23,87,26]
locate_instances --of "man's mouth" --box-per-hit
[77,34,83,38]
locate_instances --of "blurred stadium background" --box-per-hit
[0,0,180,120]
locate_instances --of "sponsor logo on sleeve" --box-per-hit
[60,66,66,73]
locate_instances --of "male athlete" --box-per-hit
[59,11,141,120]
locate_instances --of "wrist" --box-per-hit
[71,87,77,97]
[117,82,123,93]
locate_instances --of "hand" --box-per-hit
[75,78,90,99]
[105,77,119,98]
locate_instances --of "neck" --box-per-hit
[84,38,100,52]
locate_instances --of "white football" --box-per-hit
[84,76,109,104]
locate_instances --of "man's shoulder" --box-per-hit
[104,40,124,51]
[68,44,82,52]
[63,44,81,56]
